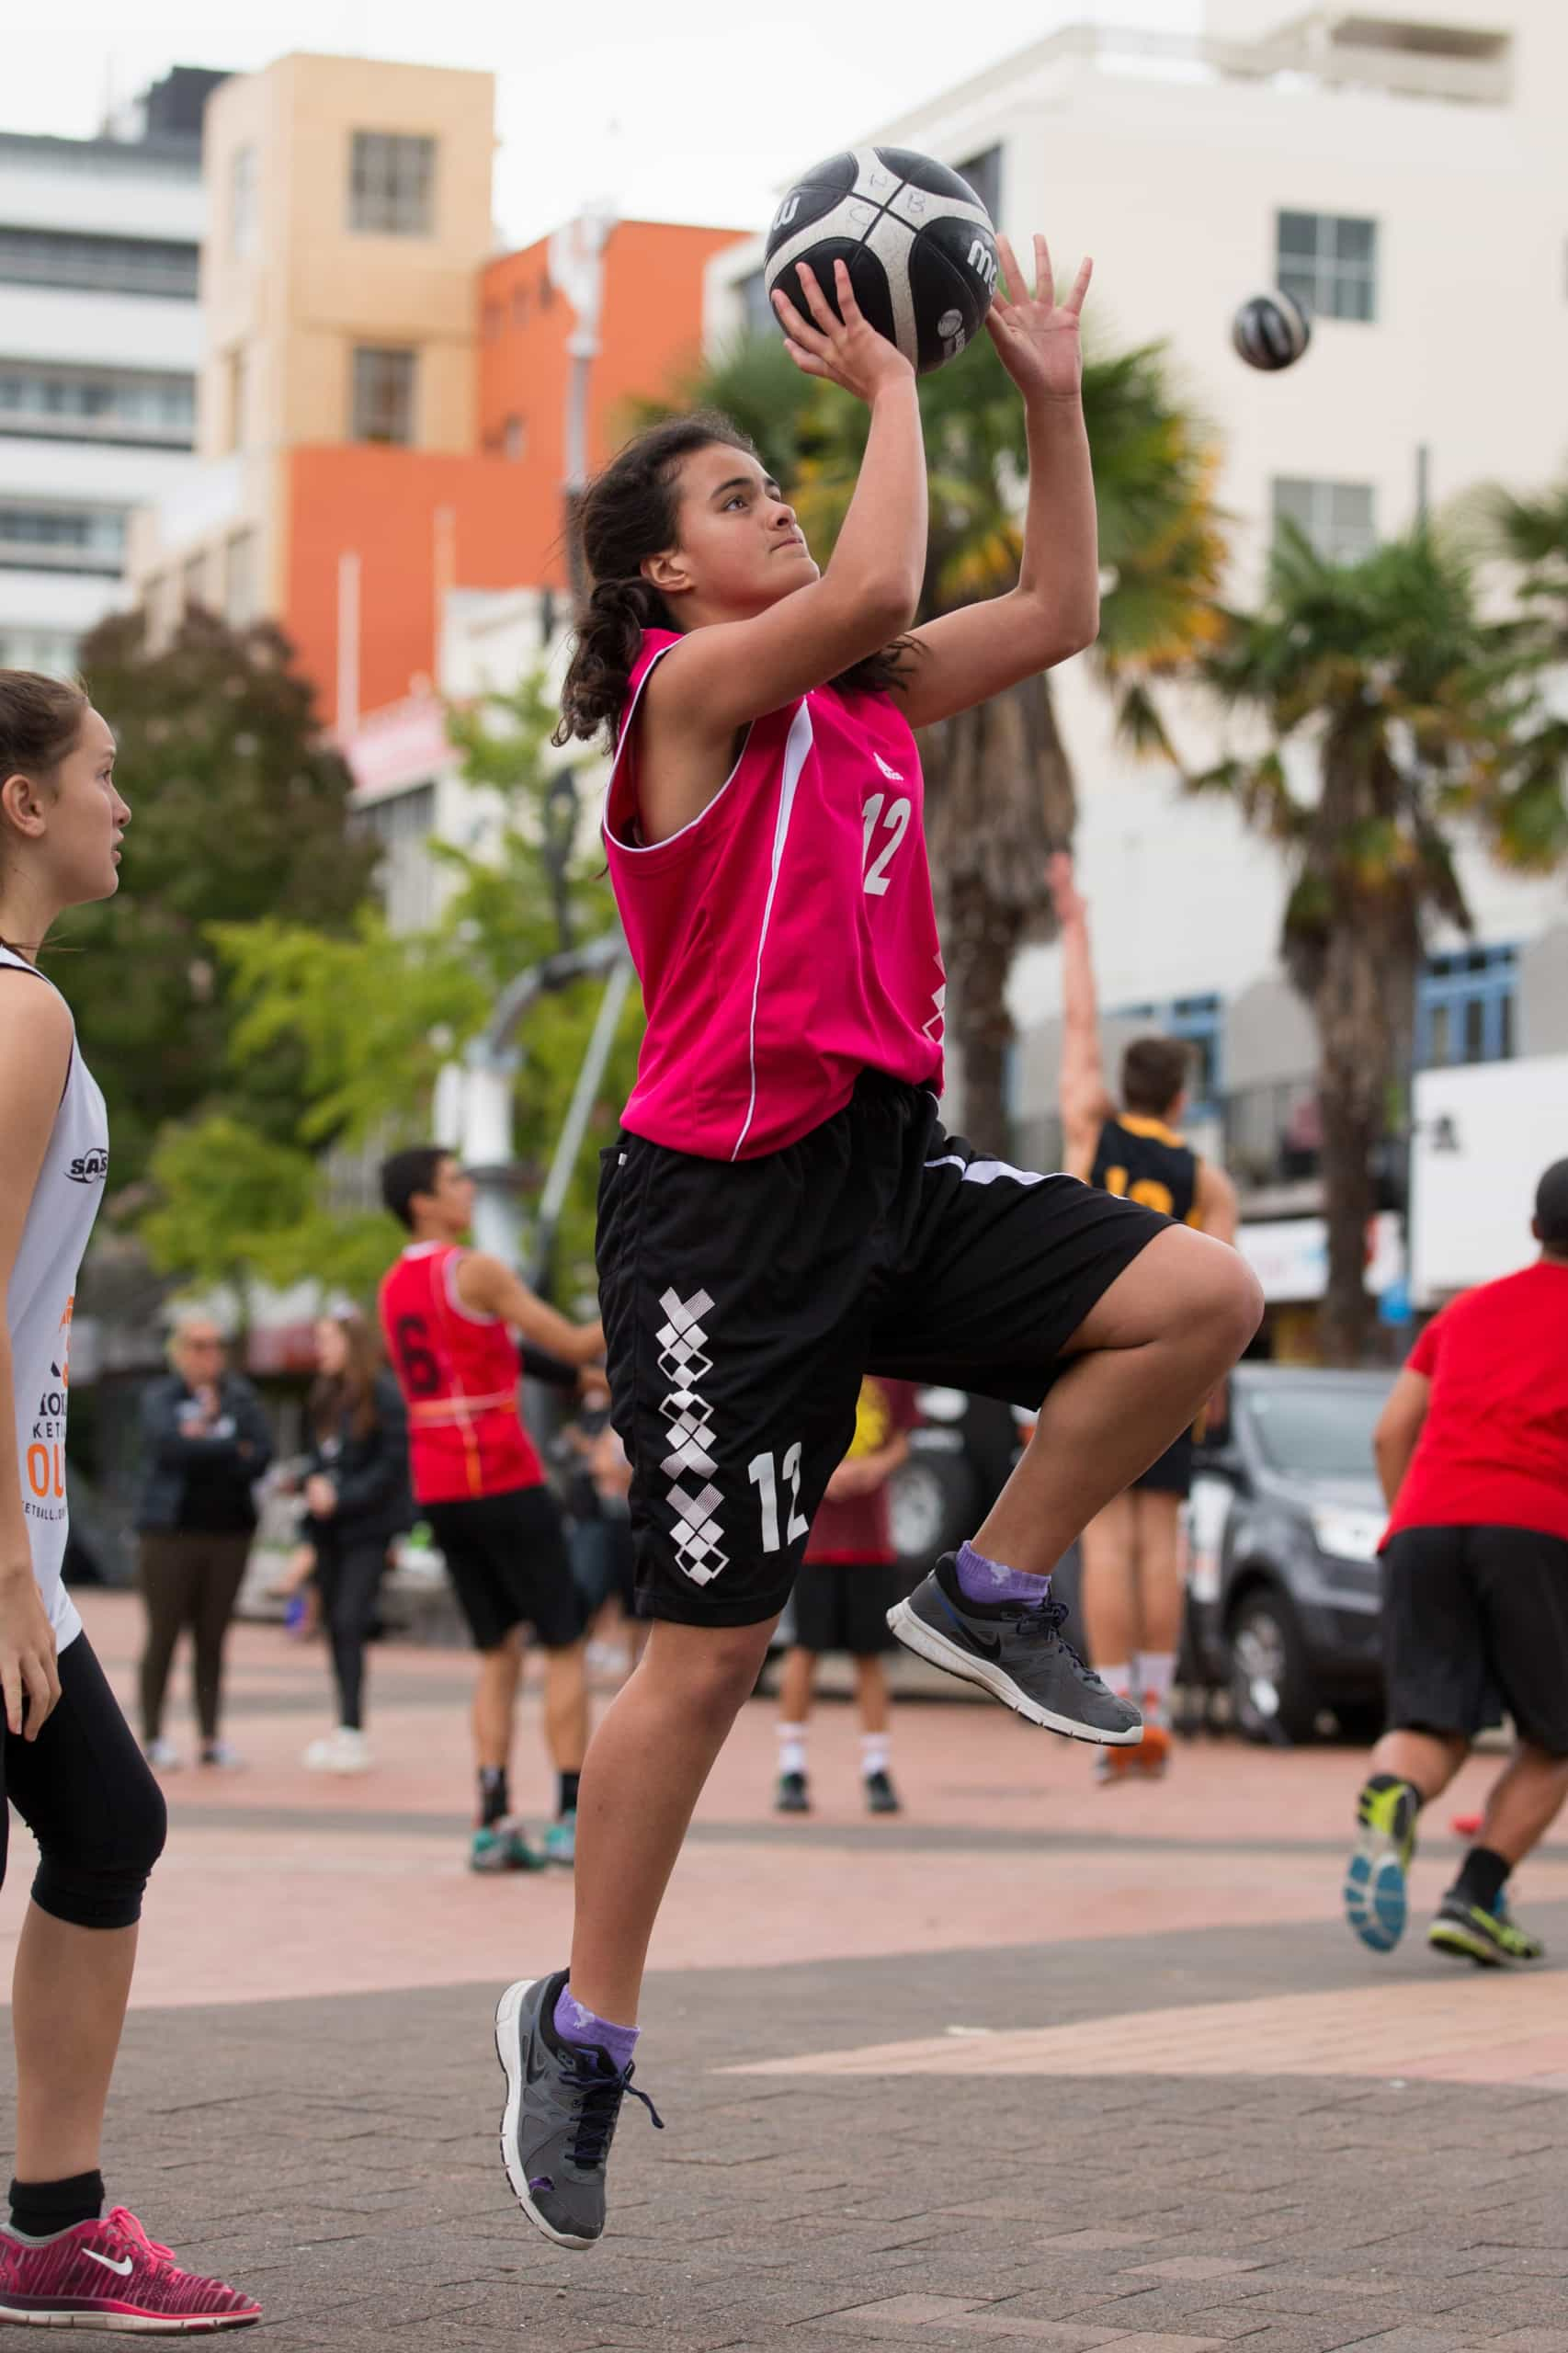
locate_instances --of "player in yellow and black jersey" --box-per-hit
[1049,854,1241,1783]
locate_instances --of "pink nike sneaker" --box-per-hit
[0,2205,261,2331]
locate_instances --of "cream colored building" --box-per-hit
[709,0,1568,1311]
[130,51,494,641]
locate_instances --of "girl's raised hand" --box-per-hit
[772,261,915,404]
[986,232,1093,404]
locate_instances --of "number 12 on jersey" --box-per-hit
[748,1444,810,1553]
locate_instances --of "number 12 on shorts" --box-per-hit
[748,1444,810,1553]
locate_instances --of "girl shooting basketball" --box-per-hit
[494,236,1262,2250]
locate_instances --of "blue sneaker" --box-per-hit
[543,1812,576,1869]
[1344,1777,1419,1951]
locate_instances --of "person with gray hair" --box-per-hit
[1346,1157,1568,1968]
[134,1319,272,1770]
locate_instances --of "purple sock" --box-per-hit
[554,1982,640,2075]
[954,1540,1051,1608]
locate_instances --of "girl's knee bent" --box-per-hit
[31,1758,167,1932]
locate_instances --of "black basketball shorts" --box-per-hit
[1381,1523,1568,1755]
[597,1072,1169,1629]
[425,1484,585,1654]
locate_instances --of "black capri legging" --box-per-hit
[1,1631,166,1931]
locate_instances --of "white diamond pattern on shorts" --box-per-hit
[654,1290,727,1584]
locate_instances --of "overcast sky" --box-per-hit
[11,0,1203,246]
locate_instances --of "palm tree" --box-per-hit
[1483,476,1568,871]
[1189,523,1546,1364]
[631,328,1223,1154]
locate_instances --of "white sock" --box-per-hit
[861,1733,891,1779]
[778,1725,807,1778]
[1098,1662,1131,1697]
[1142,1653,1176,1711]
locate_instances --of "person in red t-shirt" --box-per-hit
[773,1377,915,1816]
[1345,1157,1568,1971]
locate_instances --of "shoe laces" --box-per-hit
[102,2210,176,2270]
[1011,1598,1103,1681]
[562,2054,665,2170]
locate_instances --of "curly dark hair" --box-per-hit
[553,411,911,747]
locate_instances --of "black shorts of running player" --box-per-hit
[1381,1524,1568,1756]
[790,1560,901,1657]
[425,1485,586,1654]
[597,1069,1169,1631]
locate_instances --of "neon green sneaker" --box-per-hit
[1429,1892,1544,1967]
[1344,1776,1419,1951]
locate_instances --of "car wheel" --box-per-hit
[1227,1586,1318,1746]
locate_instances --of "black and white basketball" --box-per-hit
[1232,290,1311,372]
[764,147,998,377]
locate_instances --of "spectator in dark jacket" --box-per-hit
[135,1320,273,1770]
[290,1312,410,1774]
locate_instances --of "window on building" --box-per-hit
[180,554,209,612]
[350,347,417,445]
[0,361,195,449]
[224,349,246,453]
[503,414,526,460]
[0,627,80,676]
[1276,210,1378,322]
[224,530,257,627]
[1417,945,1517,1068]
[1273,476,1377,564]
[511,284,529,328]
[1117,994,1223,1113]
[483,301,502,342]
[0,504,127,574]
[733,269,772,335]
[349,132,436,235]
[0,225,199,299]
[955,144,1003,225]
[230,144,257,259]
[351,782,438,933]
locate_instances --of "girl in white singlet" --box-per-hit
[0,672,261,2331]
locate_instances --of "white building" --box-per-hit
[708,0,1568,1335]
[0,71,220,675]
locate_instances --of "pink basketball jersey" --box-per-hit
[603,630,946,1162]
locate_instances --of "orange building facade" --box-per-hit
[128,52,746,731]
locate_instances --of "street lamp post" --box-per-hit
[549,198,618,614]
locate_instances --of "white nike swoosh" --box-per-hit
[83,2249,134,2277]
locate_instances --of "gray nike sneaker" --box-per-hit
[494,1969,663,2249]
[888,1553,1142,1745]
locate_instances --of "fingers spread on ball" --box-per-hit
[771,281,824,349]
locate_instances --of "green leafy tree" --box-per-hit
[155,675,641,1304]
[1189,525,1558,1363]
[1482,474,1568,870]
[633,324,1223,1151]
[67,607,377,1187]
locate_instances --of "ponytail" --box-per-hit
[553,575,674,749]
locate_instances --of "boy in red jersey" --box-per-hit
[493,230,1262,2250]
[379,1148,604,1871]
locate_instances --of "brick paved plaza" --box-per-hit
[6,1593,1568,2352]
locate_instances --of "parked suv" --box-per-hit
[1187,1364,1394,1744]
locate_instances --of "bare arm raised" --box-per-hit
[897,234,1100,731]
[1047,853,1114,1182]
[635,261,926,846]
